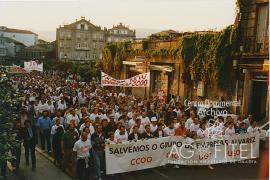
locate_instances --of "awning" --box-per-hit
[148,65,173,72]
[122,61,143,66]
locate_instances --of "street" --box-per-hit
[8,148,265,180]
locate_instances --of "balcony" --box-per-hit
[75,47,90,51]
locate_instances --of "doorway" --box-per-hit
[249,80,267,122]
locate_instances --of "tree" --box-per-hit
[101,47,113,74]
[0,80,21,179]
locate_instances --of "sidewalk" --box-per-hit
[7,147,72,180]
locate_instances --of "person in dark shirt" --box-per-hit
[141,125,154,139]
[164,107,177,126]
[22,120,38,170]
[52,126,64,167]
[153,123,165,138]
[61,123,79,176]
[91,124,105,180]
[128,125,142,141]
[11,121,23,170]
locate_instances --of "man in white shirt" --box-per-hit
[51,118,65,135]
[247,121,260,133]
[141,111,151,126]
[66,109,80,127]
[38,99,49,115]
[73,132,91,179]
[185,115,195,131]
[90,108,99,122]
[190,118,200,133]
[164,122,175,136]
[114,126,128,143]
[128,115,137,129]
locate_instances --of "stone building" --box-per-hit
[106,23,135,43]
[237,0,269,122]
[56,17,135,62]
[56,17,106,62]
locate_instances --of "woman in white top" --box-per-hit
[197,122,207,139]
[225,122,235,136]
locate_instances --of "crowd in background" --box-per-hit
[9,72,262,180]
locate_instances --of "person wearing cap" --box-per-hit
[150,117,158,133]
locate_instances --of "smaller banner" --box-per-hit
[24,61,43,72]
[101,72,150,87]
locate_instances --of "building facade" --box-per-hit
[0,37,25,60]
[106,23,135,43]
[0,26,38,47]
[17,40,55,60]
[237,0,269,122]
[56,17,135,62]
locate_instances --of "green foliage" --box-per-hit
[43,60,100,82]
[0,80,21,170]
[98,42,131,77]
[178,25,241,91]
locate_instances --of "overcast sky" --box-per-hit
[0,0,237,41]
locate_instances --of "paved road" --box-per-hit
[7,154,265,180]
[7,149,71,180]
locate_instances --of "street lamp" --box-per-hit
[233,59,238,70]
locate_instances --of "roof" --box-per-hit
[1,37,26,46]
[0,26,37,35]
[59,18,102,31]
[109,23,133,31]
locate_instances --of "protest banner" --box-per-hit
[24,61,43,72]
[101,72,150,87]
[105,133,259,174]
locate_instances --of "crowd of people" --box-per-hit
[9,72,263,180]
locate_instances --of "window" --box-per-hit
[256,4,269,52]
[93,43,97,48]
[13,34,15,38]
[77,43,81,48]
[0,33,3,37]
[81,24,85,30]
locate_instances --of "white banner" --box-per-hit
[105,133,259,174]
[101,72,150,87]
[24,61,43,72]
